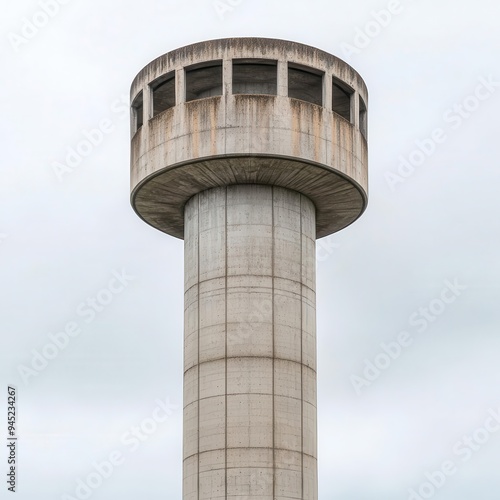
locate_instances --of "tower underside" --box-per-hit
[183,185,317,499]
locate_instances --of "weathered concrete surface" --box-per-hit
[184,185,317,500]
[129,38,369,500]
[130,38,368,239]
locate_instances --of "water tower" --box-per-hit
[130,37,368,499]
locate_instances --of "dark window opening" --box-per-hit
[132,91,143,133]
[288,64,323,106]
[332,77,353,122]
[233,59,277,95]
[359,95,367,139]
[186,61,223,102]
[152,72,175,116]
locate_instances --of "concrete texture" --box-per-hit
[129,38,368,499]
[130,38,368,239]
[184,185,317,499]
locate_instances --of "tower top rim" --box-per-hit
[131,37,368,100]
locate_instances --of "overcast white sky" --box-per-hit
[1,0,500,499]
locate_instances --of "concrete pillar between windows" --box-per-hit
[353,92,360,129]
[323,73,332,112]
[144,84,153,123]
[176,67,186,105]
[223,58,233,97]
[277,60,288,97]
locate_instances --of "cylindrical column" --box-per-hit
[183,184,317,500]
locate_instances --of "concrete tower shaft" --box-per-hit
[184,185,317,499]
[129,38,368,499]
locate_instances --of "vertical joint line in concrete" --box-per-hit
[271,186,276,500]
[196,194,201,500]
[224,187,228,500]
[300,194,304,499]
